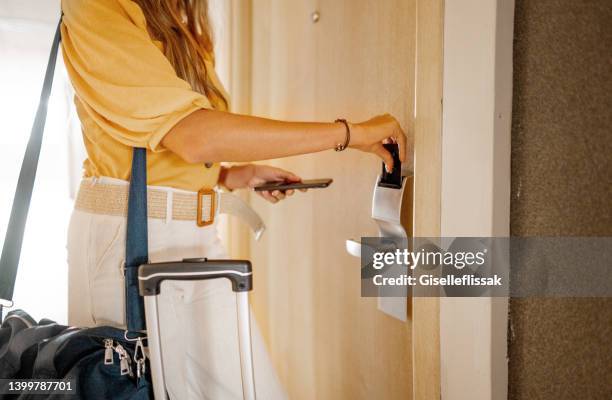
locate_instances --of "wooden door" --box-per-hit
[247,1,417,399]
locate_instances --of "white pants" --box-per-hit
[67,178,287,400]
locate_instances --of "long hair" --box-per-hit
[133,0,228,110]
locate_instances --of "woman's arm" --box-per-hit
[161,110,407,171]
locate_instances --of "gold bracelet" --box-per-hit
[334,118,350,151]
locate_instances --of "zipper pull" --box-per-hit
[120,356,131,376]
[119,357,132,376]
[115,344,133,377]
[104,339,114,365]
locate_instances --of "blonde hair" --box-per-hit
[133,0,228,110]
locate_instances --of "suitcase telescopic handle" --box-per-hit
[139,258,257,400]
[138,258,253,296]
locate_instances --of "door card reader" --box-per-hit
[378,143,402,189]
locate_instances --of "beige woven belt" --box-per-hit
[75,180,265,240]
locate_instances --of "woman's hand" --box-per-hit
[219,164,302,204]
[349,114,409,173]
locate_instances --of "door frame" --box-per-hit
[439,1,514,399]
[412,0,514,399]
[412,0,444,398]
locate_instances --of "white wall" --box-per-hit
[0,0,82,324]
[0,0,60,24]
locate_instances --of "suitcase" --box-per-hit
[0,17,257,400]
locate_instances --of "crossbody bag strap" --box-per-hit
[125,147,148,332]
[0,19,62,318]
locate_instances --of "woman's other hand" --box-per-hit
[349,114,409,173]
[219,164,303,203]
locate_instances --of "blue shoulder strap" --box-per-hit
[125,147,148,331]
[0,17,149,331]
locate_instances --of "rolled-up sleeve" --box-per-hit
[61,0,212,151]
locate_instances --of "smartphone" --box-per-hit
[254,178,333,192]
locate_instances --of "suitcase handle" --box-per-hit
[138,258,253,296]
[138,258,256,400]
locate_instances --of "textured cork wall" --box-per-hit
[509,1,612,399]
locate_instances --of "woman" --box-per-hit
[61,0,408,398]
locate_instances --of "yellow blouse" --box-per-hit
[61,0,229,191]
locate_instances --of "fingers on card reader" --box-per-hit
[378,143,402,189]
